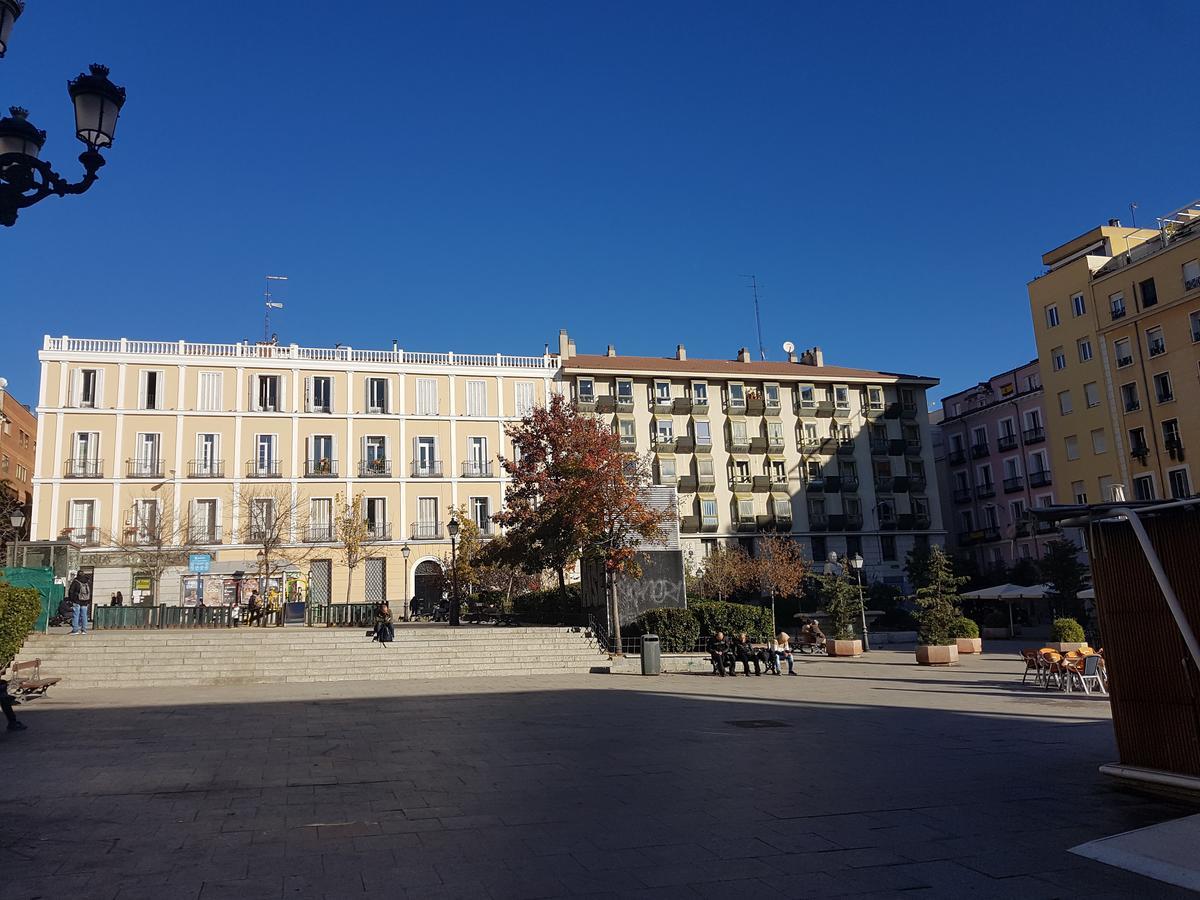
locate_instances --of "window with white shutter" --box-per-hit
[514,382,535,417]
[416,378,438,415]
[198,372,222,411]
[466,380,487,417]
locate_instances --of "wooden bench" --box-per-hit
[10,659,61,699]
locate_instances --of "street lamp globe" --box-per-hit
[0,106,45,158]
[0,0,22,58]
[9,508,25,529]
[851,553,864,571]
[67,64,126,149]
[447,518,460,539]
[401,543,411,560]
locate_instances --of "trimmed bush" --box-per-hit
[0,580,41,672]
[952,616,980,639]
[689,601,773,641]
[633,608,700,652]
[1051,617,1086,643]
[512,586,584,625]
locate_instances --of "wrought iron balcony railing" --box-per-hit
[188,459,225,478]
[411,521,443,540]
[462,460,493,477]
[246,460,282,478]
[126,458,164,478]
[359,459,391,477]
[305,458,338,478]
[411,461,444,478]
[64,458,103,478]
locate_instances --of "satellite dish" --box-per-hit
[782,341,795,354]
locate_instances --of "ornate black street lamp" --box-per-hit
[0,1,127,226]
[447,518,461,627]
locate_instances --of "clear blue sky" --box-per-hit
[4,1,1198,408]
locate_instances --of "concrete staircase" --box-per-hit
[16,626,608,688]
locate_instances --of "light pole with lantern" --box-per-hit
[400,542,411,621]
[850,552,869,652]
[447,518,461,627]
[0,1,128,226]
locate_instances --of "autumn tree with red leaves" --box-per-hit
[497,394,667,648]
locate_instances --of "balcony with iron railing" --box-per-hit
[188,459,225,478]
[907,474,927,492]
[905,439,922,456]
[246,460,282,478]
[805,475,826,493]
[461,460,493,478]
[126,458,164,479]
[411,461,444,478]
[874,476,895,493]
[836,439,856,456]
[870,438,890,456]
[304,525,334,542]
[997,433,1018,452]
[947,448,966,465]
[844,513,864,530]
[808,512,829,531]
[1029,470,1052,488]
[305,458,339,478]
[64,526,101,545]
[188,524,224,544]
[365,522,392,540]
[970,443,990,459]
[975,482,996,499]
[901,402,919,419]
[878,516,898,531]
[64,458,103,478]
[411,521,443,540]
[355,458,390,477]
[757,513,792,532]
[1003,475,1024,493]
[1022,427,1045,444]
[839,475,860,492]
[953,487,971,503]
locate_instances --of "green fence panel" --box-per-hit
[1,567,57,632]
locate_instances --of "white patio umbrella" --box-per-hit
[959,583,1051,636]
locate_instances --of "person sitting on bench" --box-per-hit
[774,631,797,675]
[734,632,762,676]
[709,632,734,677]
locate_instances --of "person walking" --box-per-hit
[0,679,26,732]
[67,573,91,635]
[246,590,263,627]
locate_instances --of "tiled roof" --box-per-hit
[562,354,936,384]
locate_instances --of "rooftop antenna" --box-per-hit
[1129,202,1138,228]
[740,274,766,360]
[264,275,287,341]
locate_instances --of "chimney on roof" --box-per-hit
[1108,218,1121,227]
[787,347,798,363]
[567,339,576,358]
[799,346,825,367]
[606,344,616,357]
[558,329,570,358]
[737,347,751,363]
[676,344,686,361]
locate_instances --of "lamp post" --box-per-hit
[447,518,461,627]
[850,552,869,652]
[0,1,127,226]
[400,542,411,622]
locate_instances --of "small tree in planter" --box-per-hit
[952,615,981,655]
[913,546,967,666]
[1049,616,1087,652]
[821,572,864,657]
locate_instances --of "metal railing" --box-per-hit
[1003,476,1024,493]
[93,605,284,629]
[1029,471,1052,488]
[63,526,101,545]
[412,461,443,478]
[359,459,391,477]
[365,522,392,540]
[126,458,164,478]
[305,525,334,542]
[43,335,559,370]
[1022,427,1045,444]
[246,460,282,477]
[462,460,493,477]
[411,521,442,540]
[306,602,377,627]
[188,459,225,478]
[64,458,103,478]
[305,458,338,477]
[188,525,223,544]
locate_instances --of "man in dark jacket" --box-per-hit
[67,574,91,635]
[734,632,762,676]
[709,632,733,677]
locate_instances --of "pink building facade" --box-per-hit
[933,360,1061,568]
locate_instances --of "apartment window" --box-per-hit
[1129,427,1148,454]
[728,383,746,409]
[470,497,491,532]
[694,420,712,446]
[1163,419,1181,449]
[256,374,281,411]
[139,370,163,410]
[1184,259,1200,291]
[1191,311,1200,343]
[1146,326,1165,358]
[15,464,27,483]
[737,497,755,522]
[1051,347,1066,371]
[1154,372,1174,403]
[416,378,438,415]
[700,498,718,526]
[514,381,536,417]
[834,385,850,409]
[133,498,158,544]
[1077,338,1093,363]
[655,418,674,443]
[960,510,974,531]
[1057,390,1072,415]
[691,382,708,404]
[363,435,387,474]
[1110,292,1126,319]
[309,435,334,474]
[190,499,219,543]
[1114,338,1133,367]
[465,380,487,417]
[767,421,784,448]
[1133,475,1155,502]
[309,498,333,541]
[363,497,387,537]
[971,425,987,447]
[414,436,437,474]
[1139,277,1158,308]
[69,499,96,540]
[1090,428,1106,455]
[730,419,748,445]
[576,378,594,403]
[1084,381,1100,408]
[1045,304,1060,327]
[867,386,884,410]
[1121,382,1140,412]
[618,418,636,445]
[1072,481,1088,504]
[879,535,897,562]
[1003,457,1020,481]
[1071,293,1086,317]
[306,376,332,413]
[194,433,219,475]
[416,498,438,537]
[1027,372,1041,391]
[657,456,676,484]
[798,384,816,408]
[1064,435,1079,461]
[806,459,824,482]
[1168,468,1192,500]
[198,371,222,412]
[654,381,671,404]
[247,498,274,542]
[1029,450,1048,474]
[75,368,99,408]
[773,496,790,519]
[253,434,276,475]
[764,383,781,409]
[1010,498,1026,522]
[772,458,789,482]
[802,422,819,446]
[977,464,994,488]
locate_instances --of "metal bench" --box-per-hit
[10,659,61,699]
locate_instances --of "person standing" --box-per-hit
[246,590,263,627]
[67,573,91,635]
[0,679,25,732]
[114,590,124,607]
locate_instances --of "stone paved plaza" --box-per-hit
[2,646,1197,899]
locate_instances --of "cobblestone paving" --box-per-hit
[2,647,1196,898]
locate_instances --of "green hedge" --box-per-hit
[511,586,584,625]
[1051,617,1086,643]
[952,616,980,639]
[632,608,700,652]
[0,580,41,672]
[689,601,773,641]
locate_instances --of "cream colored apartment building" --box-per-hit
[32,335,556,606]
[1028,200,1200,506]
[557,331,945,585]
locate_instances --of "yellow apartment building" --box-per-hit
[557,330,945,586]
[1029,200,1200,505]
[32,335,557,609]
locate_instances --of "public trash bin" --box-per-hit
[641,634,661,675]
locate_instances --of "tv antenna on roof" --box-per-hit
[263,275,287,341]
[740,274,766,360]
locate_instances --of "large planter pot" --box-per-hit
[827,639,863,657]
[916,644,959,666]
[955,637,982,654]
[1047,642,1088,653]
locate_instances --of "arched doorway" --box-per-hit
[412,559,445,618]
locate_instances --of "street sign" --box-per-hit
[188,553,212,574]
